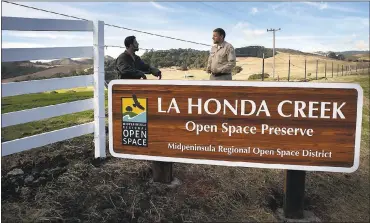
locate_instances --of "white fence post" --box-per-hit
[93,20,106,158]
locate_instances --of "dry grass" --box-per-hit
[2,132,368,222]
[1,135,281,222]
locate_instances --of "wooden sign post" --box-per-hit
[108,80,363,218]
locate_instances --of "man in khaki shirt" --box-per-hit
[206,28,236,80]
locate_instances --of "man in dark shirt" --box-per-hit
[115,36,162,80]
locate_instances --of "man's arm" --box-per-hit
[216,46,236,74]
[136,56,162,79]
[116,56,146,79]
[136,57,152,74]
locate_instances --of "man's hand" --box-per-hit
[156,70,162,80]
[151,67,162,80]
[140,72,147,79]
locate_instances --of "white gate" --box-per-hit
[1,17,106,158]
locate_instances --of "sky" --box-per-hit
[1,1,369,58]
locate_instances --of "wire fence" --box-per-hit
[237,56,370,81]
[234,54,370,82]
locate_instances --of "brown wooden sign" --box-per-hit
[108,80,363,173]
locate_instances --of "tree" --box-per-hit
[337,54,345,60]
[235,46,274,58]
[141,48,209,69]
[327,52,337,59]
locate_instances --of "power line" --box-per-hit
[3,1,211,47]
[3,1,89,21]
[104,45,152,51]
[275,55,305,70]
[104,23,211,47]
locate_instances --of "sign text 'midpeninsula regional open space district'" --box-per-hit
[109,81,362,172]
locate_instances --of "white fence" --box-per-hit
[1,17,106,158]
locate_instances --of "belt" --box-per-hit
[212,72,231,77]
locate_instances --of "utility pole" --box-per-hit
[315,60,318,80]
[288,54,291,82]
[262,53,265,81]
[267,28,281,79]
[304,56,307,81]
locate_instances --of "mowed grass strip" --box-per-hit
[1,90,93,114]
[1,87,108,142]
[1,110,94,142]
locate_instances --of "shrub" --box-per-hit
[248,73,270,80]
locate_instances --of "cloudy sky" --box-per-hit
[2,1,369,58]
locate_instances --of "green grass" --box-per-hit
[2,90,93,114]
[1,110,94,142]
[319,74,369,97]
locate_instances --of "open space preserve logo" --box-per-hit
[121,94,148,147]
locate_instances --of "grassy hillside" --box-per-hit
[337,50,369,57]
[2,64,93,83]
[1,61,53,79]
[276,48,321,57]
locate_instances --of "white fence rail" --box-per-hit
[1,123,95,156]
[2,17,94,32]
[2,46,93,62]
[2,75,94,97]
[1,17,106,158]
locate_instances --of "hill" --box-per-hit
[276,48,322,57]
[339,51,369,62]
[75,58,94,65]
[1,57,108,82]
[75,56,114,65]
[313,50,369,61]
[336,50,369,56]
[49,58,81,66]
[235,46,274,58]
[2,64,93,83]
[1,61,54,80]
